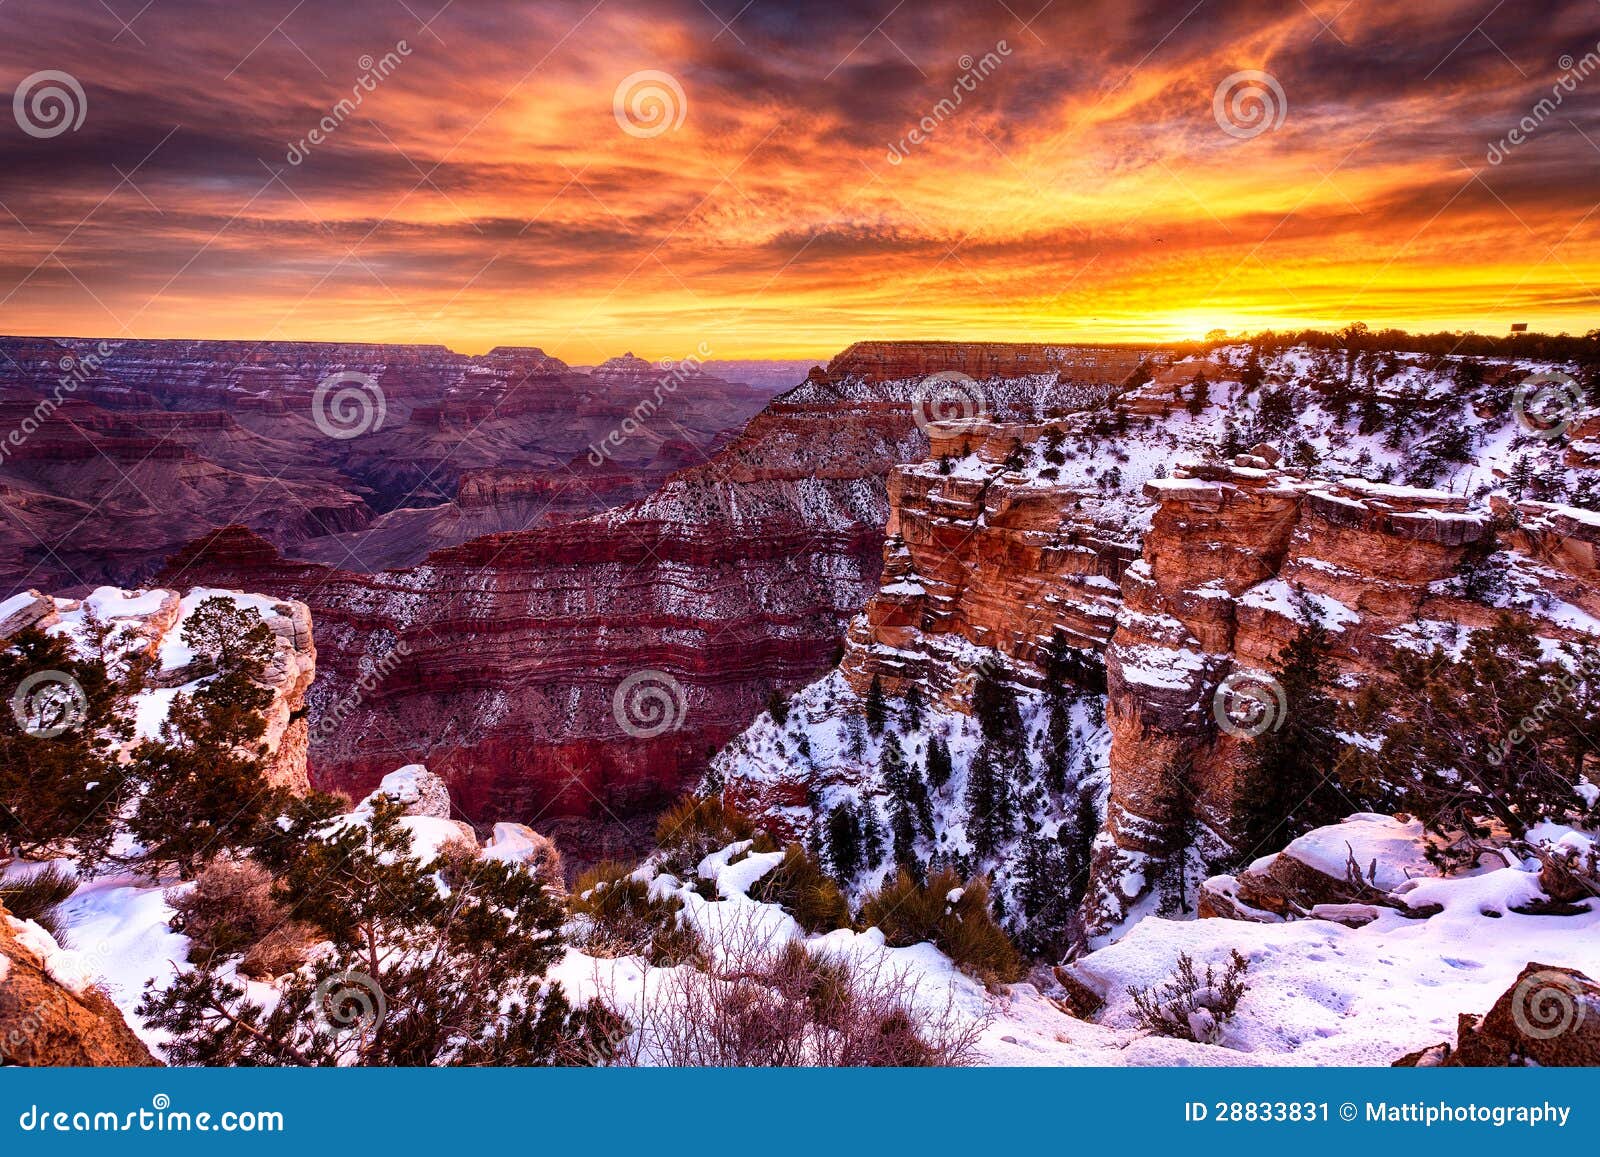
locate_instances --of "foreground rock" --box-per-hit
[1200,814,1437,921]
[0,903,157,1067]
[1395,963,1600,1066]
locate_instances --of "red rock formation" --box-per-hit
[0,334,778,591]
[1088,461,1597,929]
[159,346,1145,855]
[0,904,157,1067]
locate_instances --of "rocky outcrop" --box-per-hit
[1087,462,1508,927]
[1199,813,1436,921]
[1395,963,1600,1066]
[0,904,157,1066]
[838,424,1136,710]
[164,347,1142,858]
[0,585,317,793]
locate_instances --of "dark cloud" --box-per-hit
[0,0,1596,355]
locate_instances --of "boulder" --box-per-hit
[1394,964,1600,1067]
[0,905,157,1066]
[483,823,566,891]
[1229,814,1434,917]
[0,591,55,637]
[361,764,453,820]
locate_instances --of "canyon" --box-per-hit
[717,344,1599,928]
[0,335,780,593]
[154,341,1146,861]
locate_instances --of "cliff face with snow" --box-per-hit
[716,345,1600,932]
[167,346,1147,850]
[0,585,317,792]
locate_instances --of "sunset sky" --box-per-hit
[1,0,1598,361]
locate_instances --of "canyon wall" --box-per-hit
[160,346,1145,857]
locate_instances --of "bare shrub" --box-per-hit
[167,860,272,957]
[1128,949,1250,1044]
[653,794,765,877]
[604,907,986,1066]
[747,843,850,933]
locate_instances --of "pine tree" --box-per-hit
[901,682,925,732]
[0,628,127,861]
[181,596,276,674]
[1015,835,1075,959]
[859,800,885,870]
[1509,454,1534,497]
[125,603,285,878]
[1364,618,1593,838]
[1229,620,1347,864]
[1187,371,1209,416]
[1240,347,1264,390]
[864,674,888,736]
[964,737,1016,861]
[880,736,918,870]
[140,796,614,1065]
[766,689,790,727]
[925,735,952,790]
[825,802,862,880]
[1151,757,1203,916]
[1041,694,1072,796]
[1064,786,1099,905]
[1003,438,1026,471]
[971,658,1023,749]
